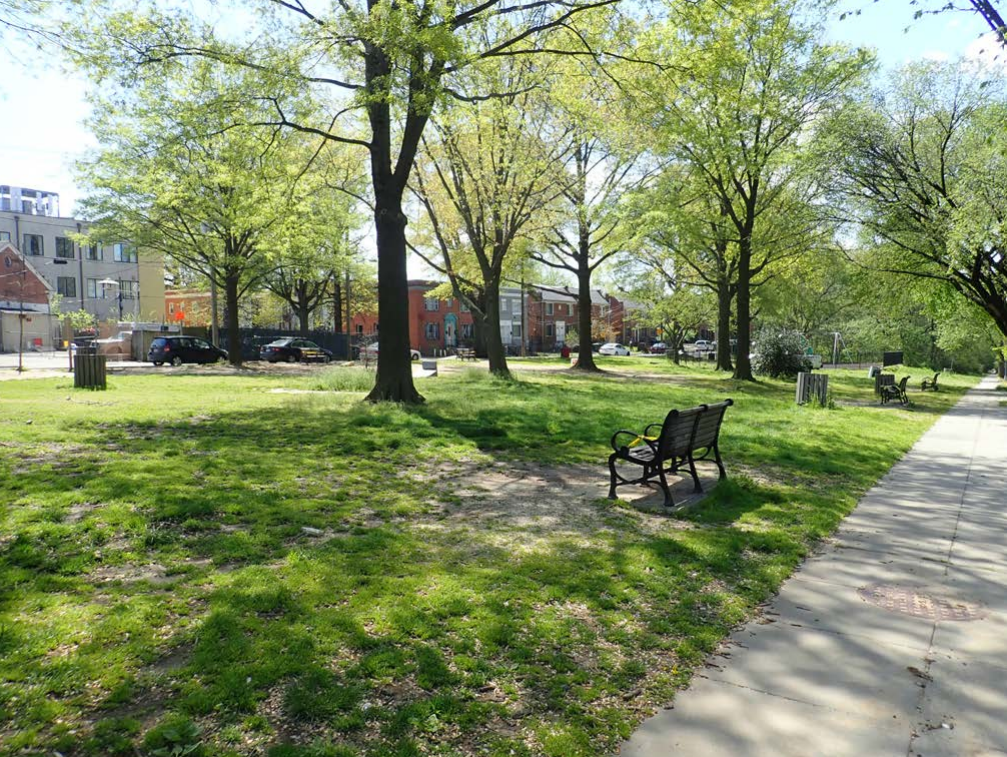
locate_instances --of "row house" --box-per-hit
[344,280,664,355]
[526,286,610,351]
[409,280,476,351]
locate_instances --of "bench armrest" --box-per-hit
[611,429,657,453]
[643,422,664,437]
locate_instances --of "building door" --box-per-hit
[555,319,566,346]
[444,313,457,347]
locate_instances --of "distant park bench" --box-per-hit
[456,348,477,361]
[881,375,911,405]
[607,399,733,508]
[921,373,939,392]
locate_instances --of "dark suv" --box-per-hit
[148,336,228,366]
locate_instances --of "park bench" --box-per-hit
[607,399,733,508]
[881,375,911,405]
[456,348,477,361]
[921,373,939,391]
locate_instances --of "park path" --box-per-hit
[620,375,1007,757]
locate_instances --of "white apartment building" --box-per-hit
[0,185,164,323]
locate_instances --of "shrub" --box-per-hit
[752,329,812,379]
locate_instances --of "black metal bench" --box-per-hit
[921,373,939,391]
[881,375,911,405]
[607,399,733,508]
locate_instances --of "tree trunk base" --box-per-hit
[570,362,602,372]
[366,379,425,404]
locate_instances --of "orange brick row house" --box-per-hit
[344,279,661,355]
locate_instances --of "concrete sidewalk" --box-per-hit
[620,376,1007,757]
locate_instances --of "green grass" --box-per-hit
[0,364,979,756]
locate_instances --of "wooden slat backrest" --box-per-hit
[659,405,705,458]
[692,399,733,449]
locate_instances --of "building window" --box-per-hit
[460,301,470,313]
[512,324,523,338]
[118,279,140,299]
[23,233,43,256]
[462,323,473,338]
[85,243,101,261]
[545,302,554,316]
[546,323,554,338]
[566,304,572,316]
[55,237,74,259]
[424,297,440,312]
[446,298,454,308]
[57,276,77,298]
[87,279,106,299]
[425,322,440,339]
[0,231,9,242]
[356,324,363,335]
[113,243,138,263]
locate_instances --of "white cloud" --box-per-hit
[963,32,1007,69]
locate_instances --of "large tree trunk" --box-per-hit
[733,233,754,381]
[471,291,488,357]
[364,42,424,403]
[331,278,342,333]
[483,279,510,377]
[224,272,242,367]
[297,286,311,335]
[716,277,734,372]
[574,267,598,371]
[366,187,423,403]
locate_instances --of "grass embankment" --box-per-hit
[0,363,977,756]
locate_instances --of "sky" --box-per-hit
[0,1,1002,219]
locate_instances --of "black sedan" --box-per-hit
[260,338,333,363]
[148,336,228,366]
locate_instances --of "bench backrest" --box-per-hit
[692,399,733,450]
[657,405,706,459]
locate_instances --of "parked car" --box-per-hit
[148,336,228,366]
[96,331,133,357]
[599,342,631,356]
[648,342,667,354]
[685,339,715,355]
[261,337,333,364]
[360,343,422,361]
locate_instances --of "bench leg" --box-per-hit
[713,443,727,479]
[687,454,702,493]
[607,453,619,500]
[657,465,674,508]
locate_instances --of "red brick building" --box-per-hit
[408,280,475,352]
[0,241,57,351]
[164,289,212,326]
[346,280,662,355]
[0,241,52,308]
[349,280,475,353]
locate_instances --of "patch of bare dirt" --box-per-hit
[90,562,179,586]
[11,442,92,474]
[412,459,720,547]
